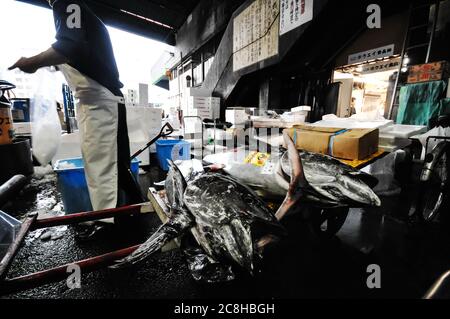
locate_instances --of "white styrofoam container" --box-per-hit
[377,125,425,153]
[291,105,311,113]
[379,124,427,138]
[226,108,248,125]
[183,117,203,134]
[379,141,411,153]
[284,114,307,123]
[310,119,393,129]
[13,122,32,135]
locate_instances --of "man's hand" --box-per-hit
[8,48,68,74]
[8,57,39,74]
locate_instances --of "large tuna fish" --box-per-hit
[203,137,381,209]
[279,151,381,208]
[111,133,379,281]
[111,159,287,280]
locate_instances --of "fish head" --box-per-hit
[341,174,382,207]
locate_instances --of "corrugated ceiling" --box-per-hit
[17,0,201,45]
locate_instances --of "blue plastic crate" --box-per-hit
[53,157,139,214]
[155,139,190,171]
[11,99,30,122]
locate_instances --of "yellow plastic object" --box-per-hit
[244,151,270,167]
[0,107,14,145]
[337,149,386,168]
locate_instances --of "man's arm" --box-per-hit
[8,47,69,74]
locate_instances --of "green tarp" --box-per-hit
[396,80,447,126]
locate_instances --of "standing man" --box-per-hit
[9,0,143,238]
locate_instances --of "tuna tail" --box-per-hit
[112,160,193,269]
[275,131,309,221]
[110,212,193,269]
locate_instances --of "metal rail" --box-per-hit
[0,203,153,294]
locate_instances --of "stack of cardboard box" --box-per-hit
[184,96,220,120]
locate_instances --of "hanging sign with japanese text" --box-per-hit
[348,44,395,65]
[233,0,280,71]
[360,57,401,74]
[279,0,313,35]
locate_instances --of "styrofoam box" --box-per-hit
[291,106,311,112]
[13,122,31,135]
[188,98,220,108]
[377,124,425,153]
[283,114,307,123]
[226,108,248,125]
[379,124,427,139]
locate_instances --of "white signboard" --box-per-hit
[233,0,280,72]
[360,57,401,74]
[279,0,313,35]
[348,44,395,65]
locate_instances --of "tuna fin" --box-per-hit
[168,159,187,191]
[166,160,188,211]
[110,212,193,269]
[275,131,308,220]
[283,130,308,188]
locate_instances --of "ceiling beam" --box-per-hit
[15,0,177,44]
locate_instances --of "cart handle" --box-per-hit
[130,122,174,160]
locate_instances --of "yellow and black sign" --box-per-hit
[244,151,270,167]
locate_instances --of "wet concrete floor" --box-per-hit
[1,163,450,299]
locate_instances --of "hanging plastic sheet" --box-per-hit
[30,69,62,165]
[396,80,447,126]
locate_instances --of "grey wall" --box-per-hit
[175,0,245,59]
[197,0,329,100]
[334,11,409,67]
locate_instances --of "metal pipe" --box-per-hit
[0,175,27,208]
[424,270,450,299]
[425,1,440,63]
[0,244,140,295]
[388,3,413,120]
[31,204,148,230]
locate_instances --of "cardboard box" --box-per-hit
[285,125,379,160]
[13,122,31,135]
